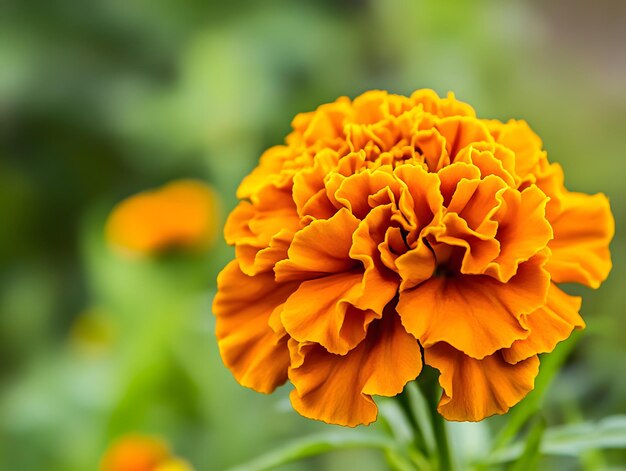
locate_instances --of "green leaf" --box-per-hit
[543,415,626,455]
[225,431,400,471]
[385,449,424,471]
[405,380,437,457]
[447,421,492,466]
[509,417,546,471]
[378,397,415,446]
[379,395,433,471]
[486,415,626,465]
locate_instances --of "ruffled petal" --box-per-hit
[411,89,476,118]
[379,226,408,271]
[483,185,553,282]
[454,143,517,187]
[446,175,506,233]
[503,284,584,364]
[433,213,500,275]
[225,186,301,275]
[279,205,399,354]
[252,229,294,274]
[236,146,296,200]
[437,162,482,206]
[292,149,340,222]
[281,272,378,354]
[435,116,493,158]
[412,128,450,171]
[395,239,437,290]
[274,208,359,282]
[294,100,346,138]
[350,204,401,310]
[394,163,443,234]
[223,201,255,245]
[346,120,396,154]
[546,191,614,288]
[425,342,539,421]
[531,161,565,220]
[434,175,507,275]
[213,261,298,393]
[288,313,422,427]
[351,90,409,124]
[248,185,301,235]
[397,253,550,359]
[332,168,401,219]
[485,119,545,179]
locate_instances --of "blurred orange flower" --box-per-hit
[100,434,194,471]
[106,180,219,256]
[213,90,614,426]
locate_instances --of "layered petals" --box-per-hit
[288,313,422,427]
[397,253,550,359]
[277,207,397,354]
[546,191,614,288]
[503,284,584,364]
[280,271,380,355]
[237,146,298,200]
[215,89,613,426]
[213,261,298,393]
[274,208,359,282]
[484,185,553,282]
[349,205,402,310]
[426,342,540,421]
[224,185,300,275]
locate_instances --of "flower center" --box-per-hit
[434,264,456,278]
[422,237,458,278]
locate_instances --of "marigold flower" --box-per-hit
[213,90,614,426]
[106,180,219,256]
[100,434,194,471]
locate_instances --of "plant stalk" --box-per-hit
[418,367,456,471]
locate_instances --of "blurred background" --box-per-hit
[1,0,625,469]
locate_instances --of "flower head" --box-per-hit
[213,90,614,426]
[100,434,194,471]
[106,180,219,257]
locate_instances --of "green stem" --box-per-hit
[430,408,454,471]
[397,387,428,454]
[419,367,456,471]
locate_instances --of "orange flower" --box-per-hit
[100,434,194,471]
[213,90,614,425]
[106,180,219,256]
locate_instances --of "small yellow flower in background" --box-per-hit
[105,180,219,257]
[154,458,194,471]
[100,434,194,471]
[213,89,614,426]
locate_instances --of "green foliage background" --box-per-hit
[1,0,624,469]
